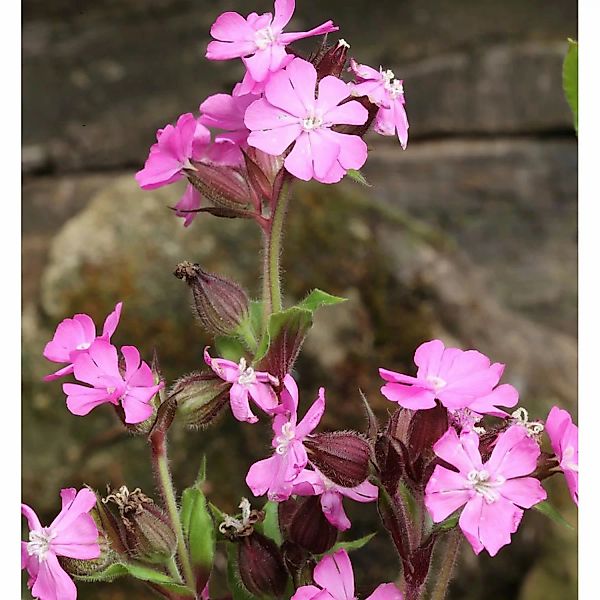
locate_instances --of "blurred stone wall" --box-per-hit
[23,1,577,598]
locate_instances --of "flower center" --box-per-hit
[255,26,277,50]
[426,375,447,392]
[76,341,91,351]
[301,111,324,131]
[237,358,256,385]
[466,469,506,504]
[27,527,56,561]
[380,68,404,99]
[275,422,295,455]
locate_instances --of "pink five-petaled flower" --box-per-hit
[63,339,164,424]
[425,426,547,556]
[206,0,338,83]
[204,348,279,424]
[43,302,122,382]
[22,488,100,600]
[545,406,578,506]
[379,339,519,415]
[291,549,403,600]
[350,60,409,149]
[246,375,325,501]
[291,468,378,531]
[245,58,369,183]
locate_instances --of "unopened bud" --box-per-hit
[172,371,230,428]
[315,39,350,79]
[59,538,116,577]
[238,532,288,597]
[244,147,284,186]
[304,431,371,488]
[174,261,250,337]
[186,163,252,212]
[288,496,338,554]
[103,486,176,564]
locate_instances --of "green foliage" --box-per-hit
[534,501,575,531]
[323,532,377,555]
[346,169,372,187]
[563,38,578,133]
[257,500,283,545]
[180,486,215,572]
[297,289,347,312]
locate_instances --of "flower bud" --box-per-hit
[171,371,230,428]
[103,486,176,564]
[304,431,371,488]
[59,536,116,577]
[288,496,338,554]
[408,403,448,456]
[238,532,288,598]
[244,147,284,186]
[315,39,350,79]
[186,163,252,212]
[174,261,250,337]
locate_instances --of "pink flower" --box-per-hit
[425,426,547,556]
[545,406,578,505]
[204,348,279,424]
[291,549,403,600]
[43,302,122,382]
[22,488,100,600]
[136,113,211,190]
[350,60,409,149]
[245,58,369,183]
[246,375,325,501]
[379,339,519,414]
[291,468,378,531]
[63,340,164,424]
[173,184,202,228]
[206,0,338,83]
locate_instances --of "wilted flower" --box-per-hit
[545,406,578,505]
[379,339,519,415]
[22,488,101,600]
[425,426,546,556]
[246,375,325,500]
[43,302,122,381]
[291,549,403,600]
[205,0,338,83]
[245,57,369,183]
[63,340,164,424]
[204,348,279,423]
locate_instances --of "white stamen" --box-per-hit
[237,357,257,385]
[511,407,545,437]
[426,375,447,391]
[218,497,255,535]
[301,112,324,131]
[255,27,277,50]
[466,469,505,504]
[275,422,295,455]
[106,386,116,395]
[337,39,350,49]
[76,342,91,351]
[27,528,57,561]
[380,67,404,99]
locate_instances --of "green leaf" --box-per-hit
[255,306,313,363]
[74,561,193,595]
[432,513,459,533]
[563,38,578,133]
[346,169,372,187]
[181,487,216,571]
[226,542,262,600]
[534,501,575,531]
[323,532,377,556]
[297,289,347,312]
[258,501,282,545]
[214,335,247,362]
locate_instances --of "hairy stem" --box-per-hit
[167,555,183,583]
[431,529,462,600]
[152,433,196,593]
[261,177,291,327]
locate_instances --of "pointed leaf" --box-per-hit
[562,38,578,133]
[181,487,216,575]
[325,532,377,555]
[257,501,282,545]
[534,501,575,531]
[346,169,372,187]
[297,289,347,312]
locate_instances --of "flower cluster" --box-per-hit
[43,302,163,424]
[135,0,409,226]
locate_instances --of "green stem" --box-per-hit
[167,555,183,584]
[431,530,462,600]
[154,438,197,593]
[261,178,291,327]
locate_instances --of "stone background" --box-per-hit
[22,1,577,598]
